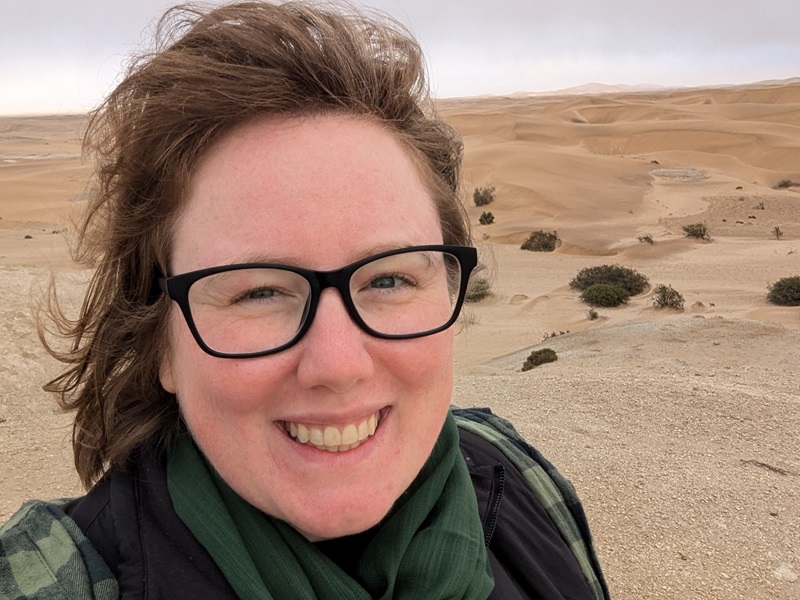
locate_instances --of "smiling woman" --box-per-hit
[0,2,608,599]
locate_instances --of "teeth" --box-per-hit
[283,411,381,452]
[309,427,323,446]
[341,424,358,445]
[296,424,310,444]
[323,426,341,446]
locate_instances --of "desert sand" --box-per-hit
[1,81,799,599]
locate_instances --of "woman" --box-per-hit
[0,2,608,599]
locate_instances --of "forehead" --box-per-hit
[170,115,442,273]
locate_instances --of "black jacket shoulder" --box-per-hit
[65,457,238,600]
[65,424,602,600]
[460,427,596,600]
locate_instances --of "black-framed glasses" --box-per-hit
[158,244,478,358]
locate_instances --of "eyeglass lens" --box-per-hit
[185,249,463,355]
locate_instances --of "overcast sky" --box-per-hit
[2,0,799,114]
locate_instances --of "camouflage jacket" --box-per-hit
[0,499,117,599]
[0,407,608,600]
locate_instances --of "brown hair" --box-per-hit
[42,1,470,488]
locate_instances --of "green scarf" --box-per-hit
[167,413,494,599]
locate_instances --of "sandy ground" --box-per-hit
[1,81,799,599]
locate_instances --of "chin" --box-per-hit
[292,503,391,542]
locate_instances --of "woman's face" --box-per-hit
[160,115,455,540]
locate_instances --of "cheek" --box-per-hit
[420,330,454,382]
[394,331,454,412]
[160,310,285,418]
[389,333,454,486]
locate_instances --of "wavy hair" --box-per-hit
[41,1,470,488]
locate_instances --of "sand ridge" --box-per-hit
[2,80,799,598]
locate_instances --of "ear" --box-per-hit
[160,352,176,394]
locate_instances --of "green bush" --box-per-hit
[465,276,491,302]
[580,283,629,307]
[522,348,558,371]
[473,185,496,207]
[521,230,560,252]
[682,222,710,240]
[570,264,649,296]
[652,284,684,309]
[465,262,492,302]
[478,211,495,225]
[767,276,800,306]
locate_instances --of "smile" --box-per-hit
[282,410,381,452]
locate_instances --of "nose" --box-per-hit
[294,288,375,393]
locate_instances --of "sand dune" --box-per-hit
[2,80,799,598]
[442,82,800,249]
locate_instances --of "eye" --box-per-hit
[369,274,415,289]
[249,288,277,299]
[233,287,280,303]
[371,275,399,289]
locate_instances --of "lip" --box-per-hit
[274,406,391,465]
[279,405,388,428]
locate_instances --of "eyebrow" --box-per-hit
[231,244,417,269]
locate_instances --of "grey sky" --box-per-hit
[2,0,798,114]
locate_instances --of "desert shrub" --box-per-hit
[773,226,784,240]
[775,179,795,189]
[478,211,495,225]
[522,348,558,371]
[637,234,654,244]
[570,264,649,296]
[521,230,560,252]
[767,276,800,306]
[652,284,684,310]
[542,330,569,340]
[465,275,492,302]
[473,185,496,207]
[682,222,710,240]
[753,201,766,210]
[580,283,629,307]
[586,308,599,320]
[464,261,493,303]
